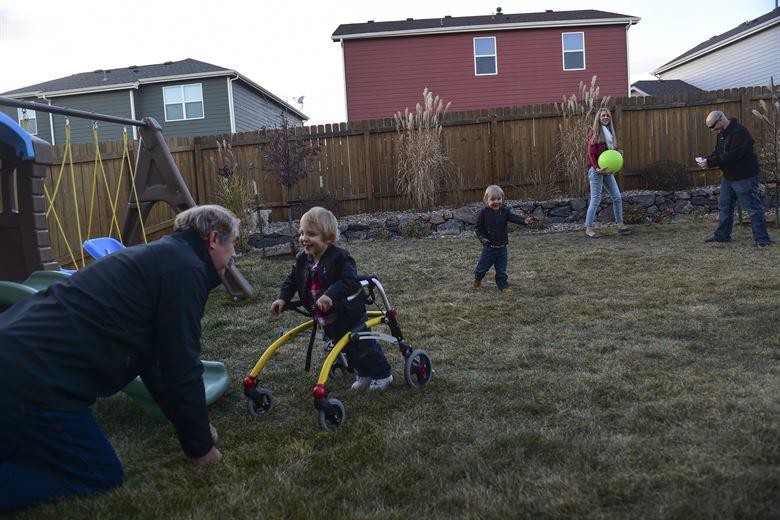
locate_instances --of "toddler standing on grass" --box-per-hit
[271,207,393,391]
[473,185,533,293]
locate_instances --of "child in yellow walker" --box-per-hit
[271,207,393,391]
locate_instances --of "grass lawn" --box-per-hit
[22,221,779,519]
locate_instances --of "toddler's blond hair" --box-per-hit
[300,206,339,242]
[483,185,505,203]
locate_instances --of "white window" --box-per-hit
[562,32,586,71]
[17,108,37,135]
[163,83,204,121]
[474,37,497,76]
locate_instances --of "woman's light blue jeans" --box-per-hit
[585,167,623,227]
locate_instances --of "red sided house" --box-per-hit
[332,8,640,121]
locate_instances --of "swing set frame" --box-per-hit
[0,96,252,299]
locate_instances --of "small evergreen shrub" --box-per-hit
[400,220,431,238]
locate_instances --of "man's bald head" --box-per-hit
[706,111,726,129]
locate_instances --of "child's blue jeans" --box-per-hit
[474,244,509,289]
[326,314,391,379]
[0,391,123,511]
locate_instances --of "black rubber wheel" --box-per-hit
[246,387,275,417]
[404,349,433,388]
[317,398,346,431]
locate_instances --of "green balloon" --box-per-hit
[598,150,624,173]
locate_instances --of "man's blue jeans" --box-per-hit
[713,175,771,245]
[0,392,124,511]
[585,168,624,227]
[474,244,509,289]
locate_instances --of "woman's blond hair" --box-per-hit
[591,108,618,147]
[174,204,238,243]
[300,206,339,242]
[483,184,505,203]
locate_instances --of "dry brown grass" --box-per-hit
[24,222,779,519]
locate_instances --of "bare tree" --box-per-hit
[262,112,321,234]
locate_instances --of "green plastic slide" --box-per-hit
[122,361,230,422]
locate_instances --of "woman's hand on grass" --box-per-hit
[193,446,221,466]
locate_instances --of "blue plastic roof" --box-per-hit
[0,111,35,161]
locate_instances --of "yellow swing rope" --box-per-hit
[114,128,148,244]
[86,123,123,243]
[42,121,81,268]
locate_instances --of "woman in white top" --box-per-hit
[584,108,633,238]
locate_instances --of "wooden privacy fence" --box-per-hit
[42,85,777,264]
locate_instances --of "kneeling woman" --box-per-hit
[584,108,633,238]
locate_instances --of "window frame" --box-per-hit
[473,36,498,76]
[17,107,38,135]
[163,83,205,122]
[562,31,586,71]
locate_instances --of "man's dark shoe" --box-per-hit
[704,236,730,243]
[755,241,772,248]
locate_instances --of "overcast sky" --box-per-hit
[0,0,774,124]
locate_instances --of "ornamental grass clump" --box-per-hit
[554,75,609,197]
[211,139,255,252]
[394,88,453,209]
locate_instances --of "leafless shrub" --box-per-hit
[394,88,453,209]
[554,75,609,197]
[636,161,692,191]
[523,169,562,201]
[262,112,321,233]
[752,82,780,221]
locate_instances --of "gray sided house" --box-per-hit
[652,7,780,90]
[0,58,307,144]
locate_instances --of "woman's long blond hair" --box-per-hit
[591,108,617,147]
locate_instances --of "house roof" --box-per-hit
[654,7,780,74]
[631,80,705,97]
[332,9,639,40]
[1,58,307,120]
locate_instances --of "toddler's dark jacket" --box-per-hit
[475,206,527,247]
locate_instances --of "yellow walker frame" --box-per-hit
[242,276,433,431]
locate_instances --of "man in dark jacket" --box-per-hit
[0,205,238,511]
[697,111,772,247]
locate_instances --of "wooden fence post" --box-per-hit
[192,137,205,204]
[362,121,375,213]
[489,113,498,185]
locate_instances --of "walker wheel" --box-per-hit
[404,349,433,388]
[246,387,275,417]
[317,398,346,432]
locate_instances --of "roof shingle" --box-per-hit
[2,59,230,96]
[332,9,638,39]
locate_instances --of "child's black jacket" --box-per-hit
[278,245,364,329]
[475,205,527,246]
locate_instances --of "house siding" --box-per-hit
[135,77,231,137]
[49,91,132,145]
[658,25,780,90]
[342,25,630,120]
[0,98,54,144]
[233,80,305,131]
